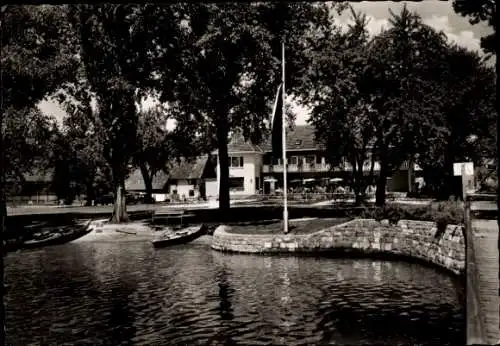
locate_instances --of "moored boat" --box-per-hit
[22,221,92,250]
[152,224,206,248]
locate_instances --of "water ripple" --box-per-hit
[5,240,464,345]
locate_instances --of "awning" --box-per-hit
[264,177,277,182]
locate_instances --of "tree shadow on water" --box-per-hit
[217,268,234,321]
[107,285,137,346]
[206,267,236,345]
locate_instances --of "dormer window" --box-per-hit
[295,139,302,146]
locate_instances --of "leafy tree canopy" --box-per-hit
[1,5,79,110]
[150,3,342,211]
[453,0,496,55]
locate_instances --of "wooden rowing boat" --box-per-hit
[152,224,206,248]
[22,221,92,250]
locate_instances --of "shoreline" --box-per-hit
[212,219,466,276]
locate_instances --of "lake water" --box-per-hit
[5,237,464,345]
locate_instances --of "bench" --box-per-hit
[152,209,195,226]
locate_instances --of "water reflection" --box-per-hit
[6,241,464,345]
[217,267,234,321]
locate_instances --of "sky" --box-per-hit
[38,1,493,129]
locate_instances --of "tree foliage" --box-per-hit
[302,6,451,205]
[366,6,451,204]
[453,0,497,55]
[62,5,187,222]
[2,4,79,210]
[2,107,57,191]
[301,7,376,205]
[1,5,79,110]
[414,44,496,198]
[152,3,340,212]
[301,5,496,204]
[133,105,199,203]
[53,99,112,206]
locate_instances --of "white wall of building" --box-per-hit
[152,193,168,202]
[216,153,262,196]
[205,178,218,198]
[168,180,198,199]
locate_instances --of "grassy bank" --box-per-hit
[226,218,351,235]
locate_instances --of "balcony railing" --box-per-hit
[263,164,331,173]
[263,160,414,173]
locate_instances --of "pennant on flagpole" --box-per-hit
[270,83,283,158]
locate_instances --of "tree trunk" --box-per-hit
[216,118,230,214]
[352,157,366,206]
[375,161,389,206]
[110,176,129,224]
[354,165,364,206]
[85,179,95,206]
[139,162,154,204]
[440,135,457,200]
[368,152,375,186]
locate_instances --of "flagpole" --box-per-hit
[281,40,288,234]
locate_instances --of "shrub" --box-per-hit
[362,201,464,228]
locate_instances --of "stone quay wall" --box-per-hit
[211,219,465,275]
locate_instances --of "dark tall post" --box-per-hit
[496,44,499,297]
[1,101,6,345]
[281,40,288,234]
[464,194,486,345]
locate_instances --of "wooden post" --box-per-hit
[461,163,467,201]
[408,159,414,193]
[464,194,471,248]
[464,193,487,345]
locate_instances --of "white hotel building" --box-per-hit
[212,125,418,197]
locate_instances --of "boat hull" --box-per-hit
[152,225,206,248]
[21,221,92,250]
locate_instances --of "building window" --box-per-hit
[263,155,271,165]
[306,156,315,165]
[295,139,302,146]
[189,189,195,197]
[272,157,281,165]
[316,156,323,164]
[229,156,244,168]
[229,177,244,191]
[289,156,298,165]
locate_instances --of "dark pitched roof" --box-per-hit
[168,156,210,180]
[263,125,323,151]
[125,169,169,191]
[227,132,264,153]
[244,125,323,153]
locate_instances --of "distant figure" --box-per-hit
[335,186,345,194]
[366,184,375,195]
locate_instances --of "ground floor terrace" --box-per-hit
[260,168,414,196]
